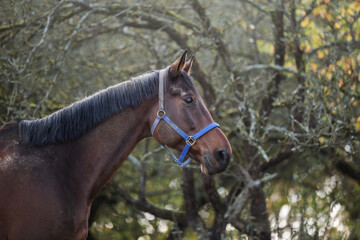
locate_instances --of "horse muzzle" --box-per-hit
[201,148,230,175]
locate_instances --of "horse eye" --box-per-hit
[184,97,195,105]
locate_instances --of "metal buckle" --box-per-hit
[186,136,196,146]
[157,110,166,118]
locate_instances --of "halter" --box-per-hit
[151,68,220,167]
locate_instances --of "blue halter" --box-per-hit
[151,68,220,167]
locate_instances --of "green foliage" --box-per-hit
[1,0,359,239]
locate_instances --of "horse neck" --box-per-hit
[66,98,156,202]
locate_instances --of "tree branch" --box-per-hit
[307,40,360,56]
[110,182,185,222]
[335,160,360,185]
[124,14,216,105]
[190,0,237,76]
[259,1,286,117]
[202,175,227,238]
[19,0,65,74]
[181,168,208,236]
[261,149,293,172]
[239,0,270,14]
[225,164,261,222]
[241,64,305,77]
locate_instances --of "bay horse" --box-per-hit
[0,50,231,240]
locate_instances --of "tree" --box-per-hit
[1,0,359,239]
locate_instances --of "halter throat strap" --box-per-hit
[151,68,220,167]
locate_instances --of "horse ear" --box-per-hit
[183,54,195,74]
[169,50,187,77]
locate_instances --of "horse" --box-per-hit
[0,50,231,240]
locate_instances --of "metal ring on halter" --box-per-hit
[186,136,196,146]
[157,110,166,118]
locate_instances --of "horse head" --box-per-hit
[150,50,232,175]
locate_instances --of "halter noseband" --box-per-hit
[151,68,220,167]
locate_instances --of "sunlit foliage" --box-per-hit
[1,0,359,239]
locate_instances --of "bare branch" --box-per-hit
[307,40,360,56]
[261,149,293,172]
[32,9,94,115]
[202,175,227,238]
[241,64,306,77]
[19,0,65,73]
[225,164,261,222]
[240,0,269,14]
[336,160,360,185]
[181,168,208,236]
[110,182,185,222]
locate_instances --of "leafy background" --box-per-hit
[1,0,359,239]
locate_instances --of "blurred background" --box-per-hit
[1,0,359,239]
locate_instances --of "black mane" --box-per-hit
[19,71,159,145]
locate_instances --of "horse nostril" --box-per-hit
[215,148,230,165]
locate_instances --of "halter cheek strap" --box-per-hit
[151,68,220,167]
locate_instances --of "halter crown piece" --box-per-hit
[151,68,220,167]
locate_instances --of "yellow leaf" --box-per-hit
[348,8,354,16]
[0,25,10,30]
[357,116,360,122]
[338,80,344,88]
[313,7,320,17]
[336,59,343,66]
[313,35,322,46]
[310,62,318,72]
[356,2,360,12]
[326,13,333,22]
[345,57,351,64]
[297,9,306,16]
[346,33,352,41]
[321,68,326,75]
[356,122,360,131]
[341,7,346,15]
[334,22,340,29]
[351,58,356,69]
[318,50,324,59]
[301,17,309,28]
[326,72,333,81]
[324,0,330,4]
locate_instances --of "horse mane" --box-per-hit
[19,71,159,145]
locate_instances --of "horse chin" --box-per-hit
[200,153,216,175]
[200,152,229,175]
[200,164,212,175]
[187,153,212,175]
[190,153,226,176]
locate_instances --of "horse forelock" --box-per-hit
[19,71,159,145]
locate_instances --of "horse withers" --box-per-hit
[0,50,231,240]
